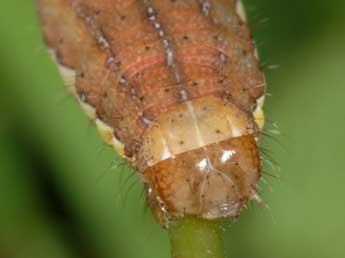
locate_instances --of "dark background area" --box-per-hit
[1,1,345,258]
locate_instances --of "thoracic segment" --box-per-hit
[137,96,256,170]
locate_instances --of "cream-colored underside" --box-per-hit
[48,49,125,156]
[254,95,265,130]
[236,1,265,125]
[236,0,247,22]
[235,1,260,60]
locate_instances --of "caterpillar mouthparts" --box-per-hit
[37,0,265,227]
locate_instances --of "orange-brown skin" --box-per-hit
[37,0,265,226]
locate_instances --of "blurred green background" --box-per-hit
[1,1,345,258]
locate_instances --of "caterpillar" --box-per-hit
[37,0,266,227]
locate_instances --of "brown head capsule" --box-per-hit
[37,0,265,227]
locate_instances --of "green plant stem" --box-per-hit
[168,216,226,258]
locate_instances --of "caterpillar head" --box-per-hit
[137,96,261,226]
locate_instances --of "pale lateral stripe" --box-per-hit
[235,0,247,22]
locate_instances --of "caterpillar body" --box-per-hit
[37,0,266,227]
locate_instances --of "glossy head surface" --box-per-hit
[144,135,260,225]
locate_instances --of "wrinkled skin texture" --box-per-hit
[37,0,265,226]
